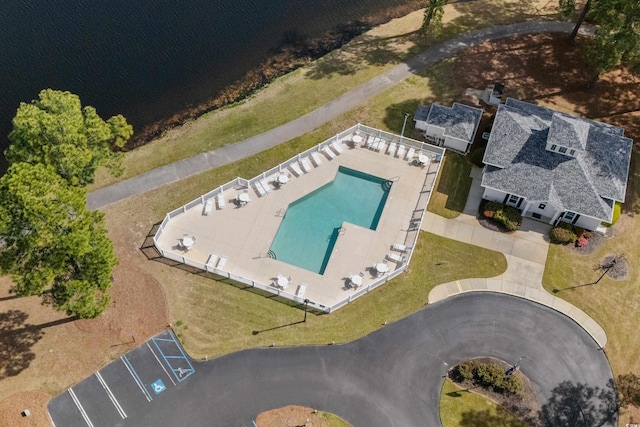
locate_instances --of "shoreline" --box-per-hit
[125,1,423,150]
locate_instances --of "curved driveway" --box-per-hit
[82,293,614,426]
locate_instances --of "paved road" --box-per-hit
[87,21,594,210]
[49,293,616,426]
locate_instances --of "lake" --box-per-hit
[0,0,414,171]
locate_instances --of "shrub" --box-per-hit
[576,236,588,247]
[452,361,476,382]
[493,205,522,231]
[474,361,524,394]
[550,222,577,244]
[603,202,622,227]
[468,147,486,168]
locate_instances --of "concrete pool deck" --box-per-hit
[154,128,442,308]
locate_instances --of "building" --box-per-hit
[414,102,482,153]
[481,98,632,231]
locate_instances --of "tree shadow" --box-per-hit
[0,310,45,380]
[383,99,423,135]
[459,408,525,427]
[539,380,618,426]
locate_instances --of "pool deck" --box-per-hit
[155,132,441,308]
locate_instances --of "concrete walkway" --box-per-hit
[424,166,608,347]
[87,20,593,210]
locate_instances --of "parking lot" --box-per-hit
[48,330,195,427]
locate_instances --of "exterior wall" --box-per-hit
[523,200,560,220]
[571,214,601,231]
[425,124,445,139]
[415,119,428,132]
[482,187,507,203]
[443,136,469,153]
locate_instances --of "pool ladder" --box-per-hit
[267,250,277,260]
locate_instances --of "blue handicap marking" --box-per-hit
[150,379,166,395]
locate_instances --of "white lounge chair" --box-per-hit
[365,136,376,149]
[300,157,313,173]
[290,162,304,177]
[331,140,344,155]
[387,141,396,156]
[206,253,219,268]
[392,243,412,252]
[216,193,225,210]
[386,252,405,263]
[216,256,227,270]
[260,179,272,194]
[322,145,336,160]
[254,181,267,197]
[396,144,406,159]
[296,283,307,299]
[310,152,323,167]
[377,140,387,153]
[203,199,213,215]
[406,147,415,161]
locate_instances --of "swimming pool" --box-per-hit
[269,166,391,274]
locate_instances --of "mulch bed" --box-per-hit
[571,226,613,255]
[449,357,542,426]
[477,199,517,233]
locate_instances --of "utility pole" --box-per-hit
[401,113,410,142]
[303,299,309,322]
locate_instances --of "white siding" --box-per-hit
[425,124,445,139]
[573,215,601,231]
[415,120,428,132]
[482,187,507,202]
[443,136,468,153]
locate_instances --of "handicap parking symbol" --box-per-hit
[151,379,166,395]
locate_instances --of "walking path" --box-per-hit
[86,18,607,345]
[87,20,593,210]
[424,166,608,347]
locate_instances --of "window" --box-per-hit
[569,149,575,156]
[550,144,557,151]
[508,195,519,204]
[532,213,541,219]
[538,203,546,210]
[564,211,576,221]
[559,147,567,154]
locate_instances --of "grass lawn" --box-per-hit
[428,152,473,218]
[440,378,530,427]
[156,230,506,359]
[89,0,560,191]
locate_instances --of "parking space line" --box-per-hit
[68,388,94,427]
[95,372,127,419]
[120,356,152,402]
[146,342,176,386]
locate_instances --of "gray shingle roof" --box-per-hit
[548,113,589,150]
[414,105,430,122]
[422,103,482,142]
[482,99,632,221]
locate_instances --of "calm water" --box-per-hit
[0,0,412,171]
[270,167,390,274]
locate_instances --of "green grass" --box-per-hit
[428,152,473,218]
[440,378,530,427]
[320,412,353,427]
[90,0,562,191]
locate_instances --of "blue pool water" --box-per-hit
[270,166,391,274]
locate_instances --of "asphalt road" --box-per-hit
[49,293,616,427]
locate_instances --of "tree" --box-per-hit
[559,0,593,41]
[5,89,133,186]
[0,163,117,318]
[617,373,640,407]
[539,381,617,426]
[421,0,446,34]
[585,0,640,83]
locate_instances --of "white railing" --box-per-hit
[153,123,442,313]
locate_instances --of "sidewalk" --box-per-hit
[423,166,607,347]
[87,21,593,210]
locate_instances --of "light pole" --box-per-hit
[505,356,525,376]
[303,299,309,322]
[593,258,617,284]
[401,113,410,142]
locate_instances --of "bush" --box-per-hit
[468,147,486,168]
[452,361,476,382]
[493,205,522,231]
[474,361,524,394]
[576,236,588,247]
[603,202,622,227]
[550,222,577,244]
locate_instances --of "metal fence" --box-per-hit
[152,123,444,313]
